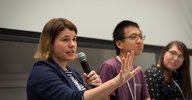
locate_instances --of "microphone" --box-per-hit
[76,52,91,74]
[76,52,97,88]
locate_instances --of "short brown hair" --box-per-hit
[34,18,77,61]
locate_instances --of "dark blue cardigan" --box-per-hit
[27,58,86,100]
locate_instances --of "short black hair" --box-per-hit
[113,20,140,55]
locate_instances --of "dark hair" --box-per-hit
[34,18,77,60]
[157,40,192,99]
[112,20,140,55]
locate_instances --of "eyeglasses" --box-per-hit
[167,50,184,61]
[123,34,145,41]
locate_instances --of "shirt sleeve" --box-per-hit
[144,67,163,100]
[97,62,118,96]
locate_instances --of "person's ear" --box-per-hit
[116,40,123,49]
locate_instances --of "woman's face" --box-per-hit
[163,45,184,71]
[51,28,77,62]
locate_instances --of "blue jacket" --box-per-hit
[27,58,86,100]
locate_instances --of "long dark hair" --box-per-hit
[157,40,191,99]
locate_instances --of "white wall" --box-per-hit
[0,0,192,49]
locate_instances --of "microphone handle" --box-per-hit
[80,61,96,88]
[80,61,91,74]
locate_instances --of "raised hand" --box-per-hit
[119,51,141,85]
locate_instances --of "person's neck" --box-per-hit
[118,53,135,61]
[117,54,135,69]
[164,69,173,81]
[167,69,173,76]
[52,56,68,71]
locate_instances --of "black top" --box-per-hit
[144,65,184,100]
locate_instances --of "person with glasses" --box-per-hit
[144,40,192,100]
[97,20,151,100]
[26,18,142,100]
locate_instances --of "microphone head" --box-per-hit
[76,52,86,61]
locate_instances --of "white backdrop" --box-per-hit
[0,0,192,49]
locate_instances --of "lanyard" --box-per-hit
[116,56,136,100]
[172,79,186,100]
[127,77,136,100]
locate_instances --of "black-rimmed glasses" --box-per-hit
[123,34,145,41]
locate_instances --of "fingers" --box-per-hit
[128,51,134,68]
[121,51,134,72]
[119,51,138,83]
[121,57,126,72]
[130,66,141,78]
[127,51,140,78]
[83,73,88,83]
[85,70,102,86]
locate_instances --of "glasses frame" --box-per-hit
[123,34,145,41]
[167,50,184,61]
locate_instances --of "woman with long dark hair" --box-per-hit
[145,40,192,100]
